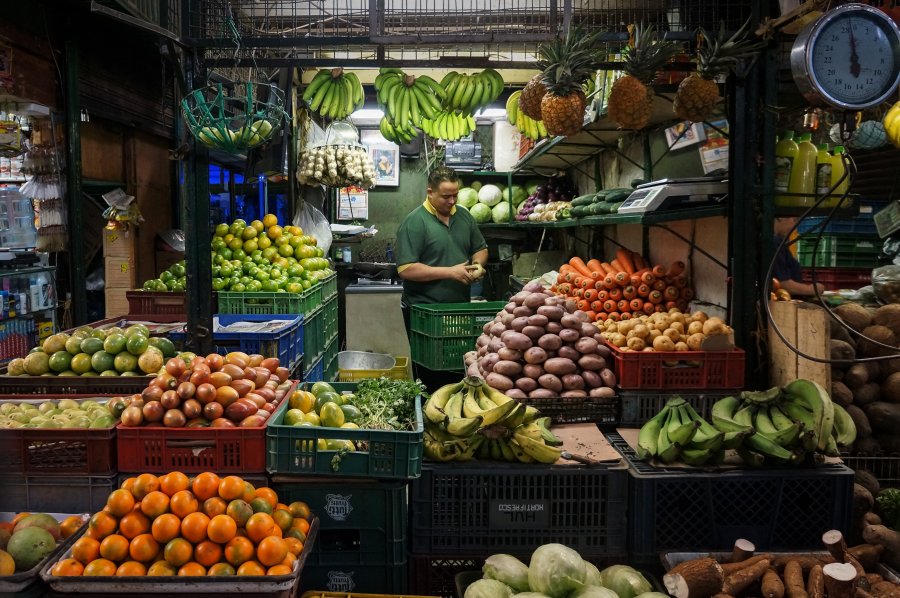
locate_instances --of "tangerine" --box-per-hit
[87,511,118,541]
[170,490,199,518]
[285,528,306,543]
[282,537,303,557]
[191,472,220,501]
[106,488,136,517]
[218,476,246,501]
[208,562,236,576]
[147,560,178,576]
[150,513,181,543]
[51,558,84,576]
[245,513,275,543]
[116,560,147,576]
[256,536,288,567]
[60,515,85,539]
[83,558,117,576]
[202,497,227,518]
[132,473,160,500]
[129,533,160,562]
[291,517,310,536]
[236,560,266,576]
[193,540,223,567]
[226,499,253,527]
[178,562,207,576]
[267,564,292,576]
[99,534,130,561]
[120,477,137,494]
[288,501,311,520]
[249,497,273,515]
[71,537,101,565]
[224,536,254,566]
[159,471,190,496]
[272,509,293,532]
[207,514,237,544]
[140,490,170,518]
[241,481,257,503]
[163,537,193,567]
[119,511,151,539]
[180,511,210,544]
[281,552,297,568]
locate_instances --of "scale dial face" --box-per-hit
[791,4,900,110]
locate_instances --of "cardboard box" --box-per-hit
[105,256,136,289]
[103,228,136,259]
[493,121,522,172]
[105,287,131,318]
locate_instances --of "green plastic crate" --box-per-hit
[410,301,505,337]
[325,354,338,381]
[410,331,471,371]
[324,295,338,342]
[217,282,324,316]
[797,235,880,268]
[266,382,424,479]
[324,334,338,378]
[321,271,337,300]
[303,306,325,370]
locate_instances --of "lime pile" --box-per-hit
[0,399,116,429]
[142,261,186,292]
[6,325,176,377]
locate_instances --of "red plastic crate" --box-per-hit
[0,395,117,475]
[605,341,745,390]
[126,291,187,317]
[800,267,872,290]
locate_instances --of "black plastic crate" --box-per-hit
[606,432,855,564]
[271,476,407,565]
[840,453,900,488]
[517,395,618,425]
[409,461,627,555]
[409,552,629,598]
[0,473,118,512]
[618,390,735,427]
[299,560,408,595]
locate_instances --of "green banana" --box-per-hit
[489,439,503,460]
[508,438,535,463]
[498,437,518,462]
[822,434,840,457]
[690,430,724,452]
[722,429,753,449]
[514,432,562,464]
[784,378,834,450]
[476,436,491,459]
[779,400,816,430]
[669,406,701,446]
[309,78,332,112]
[680,446,715,467]
[740,387,782,405]
[733,404,757,428]
[656,409,675,458]
[801,428,818,452]
[535,417,562,446]
[506,91,521,125]
[831,404,857,447]
[303,69,332,101]
[417,74,447,101]
[711,396,752,433]
[451,74,470,108]
[753,406,779,435]
[769,404,796,430]
[762,420,804,449]
[657,439,682,464]
[745,431,796,463]
[446,413,483,437]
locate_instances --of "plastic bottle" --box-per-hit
[830,146,850,208]
[342,246,351,263]
[788,133,817,207]
[815,143,832,198]
[774,131,799,206]
[29,275,40,312]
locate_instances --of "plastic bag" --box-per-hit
[294,200,331,255]
[872,265,900,304]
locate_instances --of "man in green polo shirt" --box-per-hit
[395,166,488,308]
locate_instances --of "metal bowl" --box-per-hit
[337,350,396,372]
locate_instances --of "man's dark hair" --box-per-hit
[428,165,460,189]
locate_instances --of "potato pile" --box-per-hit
[596,309,733,352]
[829,303,900,457]
[464,282,617,401]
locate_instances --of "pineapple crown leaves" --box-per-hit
[622,23,682,84]
[696,18,767,80]
[537,27,604,96]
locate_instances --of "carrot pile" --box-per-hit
[552,248,694,322]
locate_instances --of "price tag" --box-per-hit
[875,201,900,238]
[120,263,129,273]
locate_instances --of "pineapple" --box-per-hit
[539,28,602,137]
[673,20,764,123]
[519,74,547,121]
[607,25,680,130]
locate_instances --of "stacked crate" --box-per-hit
[103,228,137,318]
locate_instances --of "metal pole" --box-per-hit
[64,31,87,326]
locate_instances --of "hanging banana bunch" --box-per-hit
[440,69,505,114]
[420,110,477,142]
[505,90,549,141]
[302,67,364,120]
[374,67,447,143]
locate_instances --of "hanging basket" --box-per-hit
[181,81,286,153]
[298,121,376,188]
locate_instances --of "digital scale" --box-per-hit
[617,177,729,214]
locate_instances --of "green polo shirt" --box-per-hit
[395,200,487,304]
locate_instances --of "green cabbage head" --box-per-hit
[470,203,492,223]
[458,187,479,209]
[491,202,512,223]
[465,579,513,598]
[527,544,587,598]
[569,587,619,598]
[483,554,530,592]
[599,565,652,598]
[478,184,503,207]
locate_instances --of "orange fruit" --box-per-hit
[202,497,227,518]
[193,540,223,567]
[119,511,151,539]
[291,517,310,536]
[178,562,207,576]
[249,497,273,515]
[132,473,160,500]
[99,534,130,562]
[208,562,236,576]
[285,528,306,543]
[87,511,118,541]
[281,552,297,568]
[83,558,117,576]
[140,491,170,518]
[267,564,292,575]
[272,509,293,532]
[256,536,288,567]
[150,513,181,543]
[72,536,101,565]
[269,525,282,539]
[180,512,210,544]
[288,501,311,520]
[147,560,178,576]
[282,537,303,557]
[120,477,137,494]
[236,560,266,576]
[254,487,278,509]
[224,536,254,566]
[245,513,275,543]
[106,489,136,517]
[159,471,190,497]
[275,503,290,513]
[163,538,193,567]
[218,476,246,501]
[60,515,85,539]
[226,499,253,527]
[191,472,220,501]
[170,490,199,518]
[207,514,237,544]
[241,482,256,503]
[51,558,84,576]
[116,560,147,576]
[129,533,160,562]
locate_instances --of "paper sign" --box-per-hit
[337,186,368,220]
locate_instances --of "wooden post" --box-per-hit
[768,300,830,389]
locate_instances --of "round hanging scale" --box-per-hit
[791,3,900,110]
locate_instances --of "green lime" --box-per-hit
[125,334,149,356]
[48,351,73,373]
[103,334,127,355]
[114,352,138,373]
[79,337,104,355]
[99,370,118,376]
[70,353,93,375]
[154,338,176,358]
[90,351,115,373]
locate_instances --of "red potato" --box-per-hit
[590,386,616,399]
[544,357,577,376]
[513,305,534,317]
[501,331,533,350]
[528,314,550,327]
[490,323,507,336]
[562,374,586,390]
[488,337,505,353]
[596,344,612,358]
[506,388,527,399]
[561,389,588,398]
[523,363,544,379]
[481,353,500,373]
[529,388,557,400]
[504,302,517,314]
[580,323,598,338]
[581,370,603,388]
[510,316,530,331]
[486,372,514,391]
[497,347,523,362]
[524,347,549,364]
[516,376,538,393]
[538,334,563,351]
[483,321,494,334]
[493,360,523,377]
[511,291,530,305]
[524,293,550,308]
[523,281,545,293]
[578,354,607,371]
[538,373,563,393]
[467,362,481,378]
[537,305,565,321]
[522,325,546,340]
[575,336,599,355]
[546,322,563,334]
[600,368,617,387]
[558,345,581,361]
[477,334,489,347]
[561,314,582,329]
[559,328,580,343]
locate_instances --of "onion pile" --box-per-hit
[465,282,617,400]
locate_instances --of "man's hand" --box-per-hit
[465,263,486,280]
[447,262,475,285]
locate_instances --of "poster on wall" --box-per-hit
[699,118,729,174]
[338,186,369,220]
[664,121,706,151]
[369,144,399,187]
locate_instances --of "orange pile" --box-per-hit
[51,472,312,578]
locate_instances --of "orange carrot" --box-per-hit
[654,304,666,313]
[607,312,621,321]
[595,312,608,322]
[664,301,679,310]
[556,273,568,284]
[608,287,623,301]
[630,298,644,312]
[616,248,636,275]
[596,290,608,301]
[590,300,603,312]
[610,258,626,273]
[633,253,648,271]
[602,275,616,290]
[637,283,650,297]
[564,271,578,283]
[674,275,688,288]
[648,290,663,304]
[619,312,632,320]
[641,271,656,285]
[653,279,667,292]
[584,310,597,321]
[664,286,680,301]
[594,280,605,291]
[666,260,686,278]
[642,302,656,316]
[681,287,695,301]
[574,288,584,298]
[560,264,576,273]
[569,257,593,278]
[617,299,629,312]
[583,289,597,302]
[577,300,588,311]
[629,274,643,287]
[573,276,585,288]
[589,270,604,281]
[586,259,603,274]
[614,272,630,287]
[623,285,637,300]
[600,262,616,275]
[603,300,617,313]
[651,265,666,278]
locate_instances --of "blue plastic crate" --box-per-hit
[304,353,324,383]
[797,216,877,236]
[169,314,304,372]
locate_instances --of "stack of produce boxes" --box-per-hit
[267,380,425,593]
